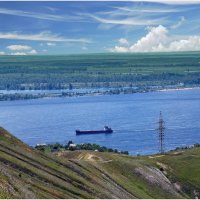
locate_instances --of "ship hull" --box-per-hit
[76,129,113,135]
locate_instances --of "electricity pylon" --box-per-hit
[157,111,165,154]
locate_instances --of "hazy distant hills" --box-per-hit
[0,127,200,198]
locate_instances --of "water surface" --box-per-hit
[0,89,200,155]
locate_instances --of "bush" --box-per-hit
[35,141,129,155]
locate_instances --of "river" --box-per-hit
[0,89,199,155]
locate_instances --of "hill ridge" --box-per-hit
[0,127,200,198]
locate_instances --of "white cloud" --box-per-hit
[72,0,200,4]
[82,46,88,51]
[74,0,200,4]
[10,50,37,55]
[6,45,32,51]
[167,36,200,51]
[0,8,81,22]
[111,46,128,53]
[29,49,37,54]
[130,25,168,52]
[171,16,186,29]
[111,25,168,52]
[47,42,56,46]
[0,32,92,43]
[0,51,5,55]
[46,6,59,12]
[10,52,27,56]
[127,0,200,4]
[119,38,129,45]
[113,7,183,14]
[6,44,38,55]
[110,25,200,52]
[87,13,163,26]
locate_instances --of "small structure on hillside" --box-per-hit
[69,143,77,148]
[36,143,46,147]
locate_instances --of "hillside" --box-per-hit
[0,127,199,199]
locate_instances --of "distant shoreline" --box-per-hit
[158,86,200,92]
[1,86,200,101]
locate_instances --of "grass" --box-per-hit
[155,148,200,196]
[0,127,200,198]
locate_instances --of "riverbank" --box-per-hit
[158,86,200,92]
[1,85,200,101]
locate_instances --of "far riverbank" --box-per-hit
[1,85,200,101]
[159,86,200,92]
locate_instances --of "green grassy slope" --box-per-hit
[0,127,199,198]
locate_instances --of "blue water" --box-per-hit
[0,89,200,155]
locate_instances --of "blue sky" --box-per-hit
[0,1,200,55]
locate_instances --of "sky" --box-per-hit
[0,1,200,55]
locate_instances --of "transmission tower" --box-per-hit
[157,111,165,154]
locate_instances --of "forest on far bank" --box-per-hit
[0,52,200,90]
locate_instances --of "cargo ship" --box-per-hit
[76,126,113,135]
